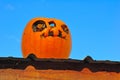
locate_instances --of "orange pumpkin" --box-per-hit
[22,18,72,59]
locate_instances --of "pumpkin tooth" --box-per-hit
[58,30,62,38]
[58,30,66,39]
[62,36,66,39]
[40,33,45,38]
[48,31,54,36]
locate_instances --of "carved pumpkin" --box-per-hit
[22,18,72,58]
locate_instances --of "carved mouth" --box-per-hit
[40,30,66,39]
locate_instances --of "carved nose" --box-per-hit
[48,31,54,36]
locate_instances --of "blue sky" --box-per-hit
[0,0,120,61]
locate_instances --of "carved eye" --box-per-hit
[61,24,69,34]
[32,20,46,32]
[49,21,56,28]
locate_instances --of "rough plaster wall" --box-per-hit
[0,66,120,80]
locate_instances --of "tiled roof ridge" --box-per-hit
[0,54,120,72]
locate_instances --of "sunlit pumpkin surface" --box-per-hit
[22,18,72,59]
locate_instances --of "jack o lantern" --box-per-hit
[22,18,72,59]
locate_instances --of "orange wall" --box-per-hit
[0,66,120,80]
